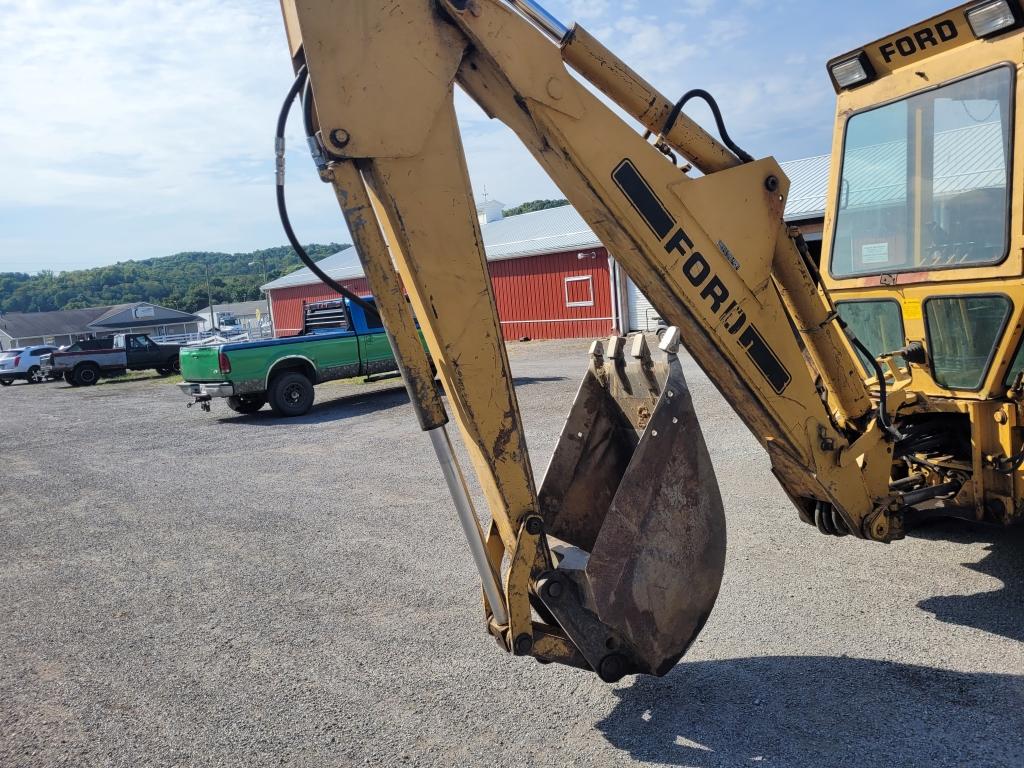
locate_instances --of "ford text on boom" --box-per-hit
[611,159,792,395]
[879,20,958,63]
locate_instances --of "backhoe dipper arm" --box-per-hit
[279,0,904,680]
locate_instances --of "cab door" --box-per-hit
[126,335,160,367]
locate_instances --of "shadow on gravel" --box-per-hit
[512,375,567,385]
[214,375,568,427]
[218,386,410,426]
[912,520,1024,644]
[597,656,1023,767]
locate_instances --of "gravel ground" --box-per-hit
[1,338,1022,768]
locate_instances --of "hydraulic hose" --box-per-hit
[275,66,381,323]
[838,319,902,442]
[661,89,754,164]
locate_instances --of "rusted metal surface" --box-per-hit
[537,333,726,676]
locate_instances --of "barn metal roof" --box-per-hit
[261,248,364,291]
[779,155,831,220]
[481,204,602,260]
[261,206,603,291]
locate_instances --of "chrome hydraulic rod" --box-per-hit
[504,0,569,42]
[428,427,509,627]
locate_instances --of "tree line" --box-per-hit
[502,199,568,217]
[0,244,347,315]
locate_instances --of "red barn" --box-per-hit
[261,203,624,340]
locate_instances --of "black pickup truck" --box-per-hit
[41,333,182,386]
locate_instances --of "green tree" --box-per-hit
[502,199,569,217]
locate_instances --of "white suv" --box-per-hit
[0,345,58,386]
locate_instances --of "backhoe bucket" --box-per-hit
[536,330,726,680]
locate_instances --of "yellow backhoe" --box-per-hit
[275,0,1024,681]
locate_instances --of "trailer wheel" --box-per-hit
[73,363,100,387]
[227,395,267,414]
[268,372,314,417]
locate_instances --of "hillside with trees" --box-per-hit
[0,199,571,315]
[0,244,347,314]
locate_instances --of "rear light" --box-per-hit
[12,356,19,367]
[218,351,231,374]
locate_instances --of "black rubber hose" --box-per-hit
[661,89,755,164]
[994,449,1024,475]
[275,66,381,323]
[844,327,902,441]
[301,76,317,139]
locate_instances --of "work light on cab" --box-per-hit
[966,0,1021,38]
[830,52,875,90]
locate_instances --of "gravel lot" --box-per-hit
[1,338,1022,767]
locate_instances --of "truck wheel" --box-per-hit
[63,372,75,385]
[26,366,45,384]
[268,372,314,417]
[157,358,180,376]
[73,363,100,387]
[227,395,267,414]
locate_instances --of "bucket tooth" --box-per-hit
[536,330,726,677]
[629,331,651,362]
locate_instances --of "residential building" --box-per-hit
[0,302,201,350]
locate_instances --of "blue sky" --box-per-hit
[0,0,951,273]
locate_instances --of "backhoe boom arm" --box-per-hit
[278,0,905,679]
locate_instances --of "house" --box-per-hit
[0,302,202,350]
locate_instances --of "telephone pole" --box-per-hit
[205,261,217,331]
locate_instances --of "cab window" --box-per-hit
[836,300,905,373]
[831,66,1012,277]
[361,299,383,332]
[925,295,1010,390]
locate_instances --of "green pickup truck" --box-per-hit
[179,298,410,417]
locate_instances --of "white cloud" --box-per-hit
[0,0,913,273]
[0,0,326,271]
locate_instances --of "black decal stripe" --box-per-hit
[738,325,791,394]
[612,160,675,240]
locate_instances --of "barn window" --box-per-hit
[564,275,594,307]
